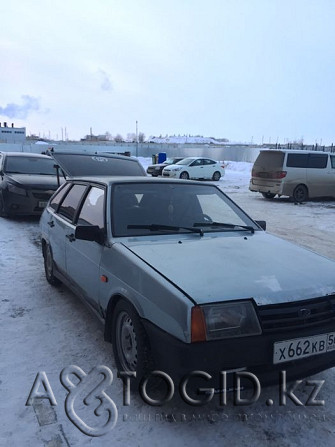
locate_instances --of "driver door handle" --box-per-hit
[48,220,55,227]
[66,233,76,242]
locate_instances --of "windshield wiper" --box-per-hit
[193,222,255,234]
[128,224,204,236]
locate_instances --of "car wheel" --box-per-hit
[112,300,153,389]
[0,193,8,217]
[179,171,189,180]
[43,243,61,286]
[212,171,221,181]
[292,184,308,203]
[261,192,276,199]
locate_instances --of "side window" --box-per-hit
[330,155,335,169]
[308,154,328,169]
[190,159,203,167]
[49,183,72,211]
[203,159,215,165]
[58,184,87,222]
[286,153,308,168]
[77,187,105,230]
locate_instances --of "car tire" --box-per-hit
[179,171,189,180]
[43,243,61,286]
[0,192,8,217]
[261,192,276,199]
[212,171,221,181]
[292,184,308,203]
[112,299,153,390]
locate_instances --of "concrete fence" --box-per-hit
[0,142,261,163]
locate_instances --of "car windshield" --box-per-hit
[112,183,258,236]
[5,156,57,175]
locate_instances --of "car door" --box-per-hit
[202,159,217,179]
[329,155,335,197]
[65,185,106,310]
[306,153,329,197]
[47,183,87,275]
[188,159,204,178]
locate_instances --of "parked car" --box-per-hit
[146,157,185,176]
[0,152,61,217]
[249,149,335,202]
[40,176,335,391]
[162,157,225,180]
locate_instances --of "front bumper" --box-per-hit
[162,171,178,178]
[142,318,335,389]
[2,189,55,216]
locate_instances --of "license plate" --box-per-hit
[38,201,48,208]
[273,332,335,364]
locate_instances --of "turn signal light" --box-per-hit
[191,306,207,342]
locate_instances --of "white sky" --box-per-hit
[1,0,335,144]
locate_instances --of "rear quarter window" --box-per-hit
[58,184,87,222]
[49,183,72,211]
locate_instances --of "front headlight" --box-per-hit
[7,183,27,196]
[171,166,182,171]
[191,301,261,342]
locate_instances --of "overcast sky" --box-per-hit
[1,0,334,144]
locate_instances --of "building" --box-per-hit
[0,122,26,143]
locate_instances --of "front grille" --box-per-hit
[258,295,335,333]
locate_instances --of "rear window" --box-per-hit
[51,153,145,177]
[254,152,285,169]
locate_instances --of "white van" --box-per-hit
[249,150,335,202]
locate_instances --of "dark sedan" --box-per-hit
[0,152,60,217]
[146,157,184,176]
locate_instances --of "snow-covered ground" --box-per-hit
[1,158,335,447]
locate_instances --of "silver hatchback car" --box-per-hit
[40,177,335,391]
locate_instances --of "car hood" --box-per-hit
[123,232,335,305]
[149,163,168,168]
[163,164,182,170]
[6,174,60,189]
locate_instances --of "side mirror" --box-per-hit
[255,220,266,231]
[75,225,104,244]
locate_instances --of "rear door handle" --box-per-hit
[66,233,76,242]
[48,221,55,227]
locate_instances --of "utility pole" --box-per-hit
[136,120,138,157]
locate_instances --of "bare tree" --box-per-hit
[138,132,145,143]
[114,134,123,143]
[127,133,136,143]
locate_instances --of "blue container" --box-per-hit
[157,152,167,163]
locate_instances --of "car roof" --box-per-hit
[0,151,52,159]
[259,149,332,155]
[67,175,214,187]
